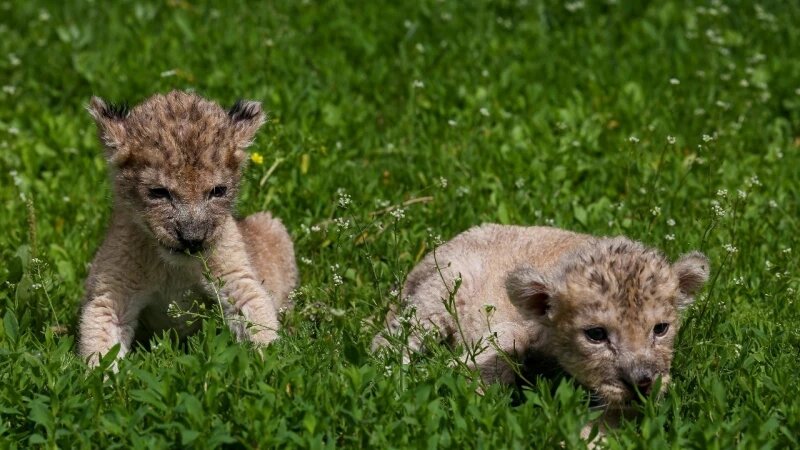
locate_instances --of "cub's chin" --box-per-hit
[156,245,204,266]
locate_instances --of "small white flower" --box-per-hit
[737,189,747,199]
[447,119,457,127]
[481,69,489,78]
[330,264,343,286]
[514,178,524,189]
[746,175,761,187]
[783,248,792,254]
[300,257,312,265]
[390,208,406,220]
[711,200,726,218]
[8,127,19,135]
[717,189,728,198]
[665,234,676,241]
[667,218,676,227]
[769,200,778,208]
[565,1,585,12]
[628,136,640,144]
[2,85,16,95]
[333,217,351,229]
[669,78,680,85]
[337,189,352,208]
[479,107,490,117]
[667,135,676,145]
[415,43,425,53]
[456,186,470,197]
[160,69,177,78]
[702,134,713,142]
[723,243,738,254]
[412,80,424,89]
[439,177,448,189]
[311,225,322,232]
[389,288,399,297]
[8,53,20,66]
[651,206,661,216]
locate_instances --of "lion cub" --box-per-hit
[373,224,709,409]
[80,91,298,366]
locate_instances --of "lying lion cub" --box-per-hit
[374,224,708,412]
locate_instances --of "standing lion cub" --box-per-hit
[80,90,298,367]
[373,224,709,410]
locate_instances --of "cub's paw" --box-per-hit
[249,327,279,346]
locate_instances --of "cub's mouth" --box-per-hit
[160,244,206,256]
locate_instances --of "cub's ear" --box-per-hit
[228,100,266,151]
[87,96,129,164]
[506,266,555,318]
[673,251,710,308]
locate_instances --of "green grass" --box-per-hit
[1,0,799,447]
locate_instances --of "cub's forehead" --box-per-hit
[560,237,680,310]
[123,92,236,167]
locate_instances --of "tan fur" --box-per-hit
[80,91,299,367]
[373,223,709,410]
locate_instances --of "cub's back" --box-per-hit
[402,224,590,328]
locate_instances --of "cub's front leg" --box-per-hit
[207,217,280,345]
[469,322,532,385]
[79,255,148,368]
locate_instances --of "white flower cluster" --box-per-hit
[331,264,343,286]
[337,188,352,209]
[711,200,726,218]
[390,208,406,221]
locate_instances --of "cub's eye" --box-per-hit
[148,187,171,200]
[584,327,608,343]
[653,323,670,337]
[208,185,228,199]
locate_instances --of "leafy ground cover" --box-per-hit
[1,0,799,448]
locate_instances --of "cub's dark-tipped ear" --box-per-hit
[87,96,129,163]
[228,100,266,151]
[506,266,554,317]
[673,251,710,308]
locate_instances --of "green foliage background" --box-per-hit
[1,0,798,448]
